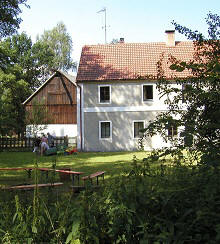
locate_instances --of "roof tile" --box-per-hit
[76,41,195,81]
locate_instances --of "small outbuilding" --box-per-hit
[23,70,77,138]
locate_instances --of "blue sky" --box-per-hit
[19,0,220,63]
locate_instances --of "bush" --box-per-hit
[0,190,80,243]
[1,157,220,243]
[77,158,220,243]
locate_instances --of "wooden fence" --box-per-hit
[0,136,77,152]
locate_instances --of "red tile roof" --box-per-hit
[76,41,195,82]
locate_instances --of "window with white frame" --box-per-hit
[99,85,111,103]
[143,85,153,101]
[133,121,145,138]
[99,121,112,139]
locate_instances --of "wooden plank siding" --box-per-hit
[26,105,76,124]
[25,73,77,124]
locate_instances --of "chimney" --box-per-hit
[165,30,175,47]
[119,37,124,43]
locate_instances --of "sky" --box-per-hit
[19,0,220,66]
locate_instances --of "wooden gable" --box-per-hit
[24,72,77,124]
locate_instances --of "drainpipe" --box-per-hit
[77,84,83,151]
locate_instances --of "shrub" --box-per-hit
[77,158,220,243]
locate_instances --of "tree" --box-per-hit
[0,32,55,89]
[0,67,29,135]
[0,32,55,135]
[37,22,76,73]
[0,0,29,38]
[143,13,220,166]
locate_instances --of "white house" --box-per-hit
[76,31,195,151]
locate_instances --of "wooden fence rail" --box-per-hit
[0,136,76,152]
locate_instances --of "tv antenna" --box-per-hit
[97,7,110,44]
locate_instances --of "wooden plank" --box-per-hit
[4,182,63,190]
[0,167,33,171]
[55,169,84,175]
[24,73,77,125]
[82,171,105,180]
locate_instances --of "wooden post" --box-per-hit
[64,135,68,147]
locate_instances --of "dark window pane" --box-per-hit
[134,122,144,138]
[143,85,153,100]
[101,122,110,138]
[100,86,110,103]
[182,84,191,103]
[168,124,178,137]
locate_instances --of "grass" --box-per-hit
[0,151,149,187]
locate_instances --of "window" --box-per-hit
[168,123,178,138]
[99,121,112,139]
[143,85,153,101]
[182,84,191,103]
[133,121,145,138]
[99,85,111,103]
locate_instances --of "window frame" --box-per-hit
[99,121,112,140]
[142,84,154,102]
[98,85,111,104]
[133,120,145,139]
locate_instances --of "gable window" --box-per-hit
[99,121,112,139]
[168,123,178,138]
[143,85,153,101]
[133,121,145,138]
[99,85,111,103]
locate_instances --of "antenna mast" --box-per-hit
[97,7,109,44]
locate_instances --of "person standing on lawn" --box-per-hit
[47,132,55,147]
[41,134,49,155]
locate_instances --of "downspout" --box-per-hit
[77,84,83,151]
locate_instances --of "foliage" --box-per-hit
[37,22,76,74]
[0,66,29,135]
[142,13,220,167]
[1,153,220,242]
[0,32,55,135]
[77,156,220,243]
[25,99,53,137]
[0,0,29,38]
[0,188,80,243]
[0,22,76,135]
[0,32,55,90]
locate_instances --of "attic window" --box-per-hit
[99,85,111,104]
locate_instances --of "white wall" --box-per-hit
[26,124,77,138]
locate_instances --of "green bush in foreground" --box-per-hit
[0,157,220,243]
[0,190,80,243]
[78,158,220,243]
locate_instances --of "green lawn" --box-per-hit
[0,151,149,187]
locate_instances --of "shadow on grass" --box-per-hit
[0,151,149,187]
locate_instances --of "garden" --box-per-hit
[0,2,219,243]
[0,151,220,243]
